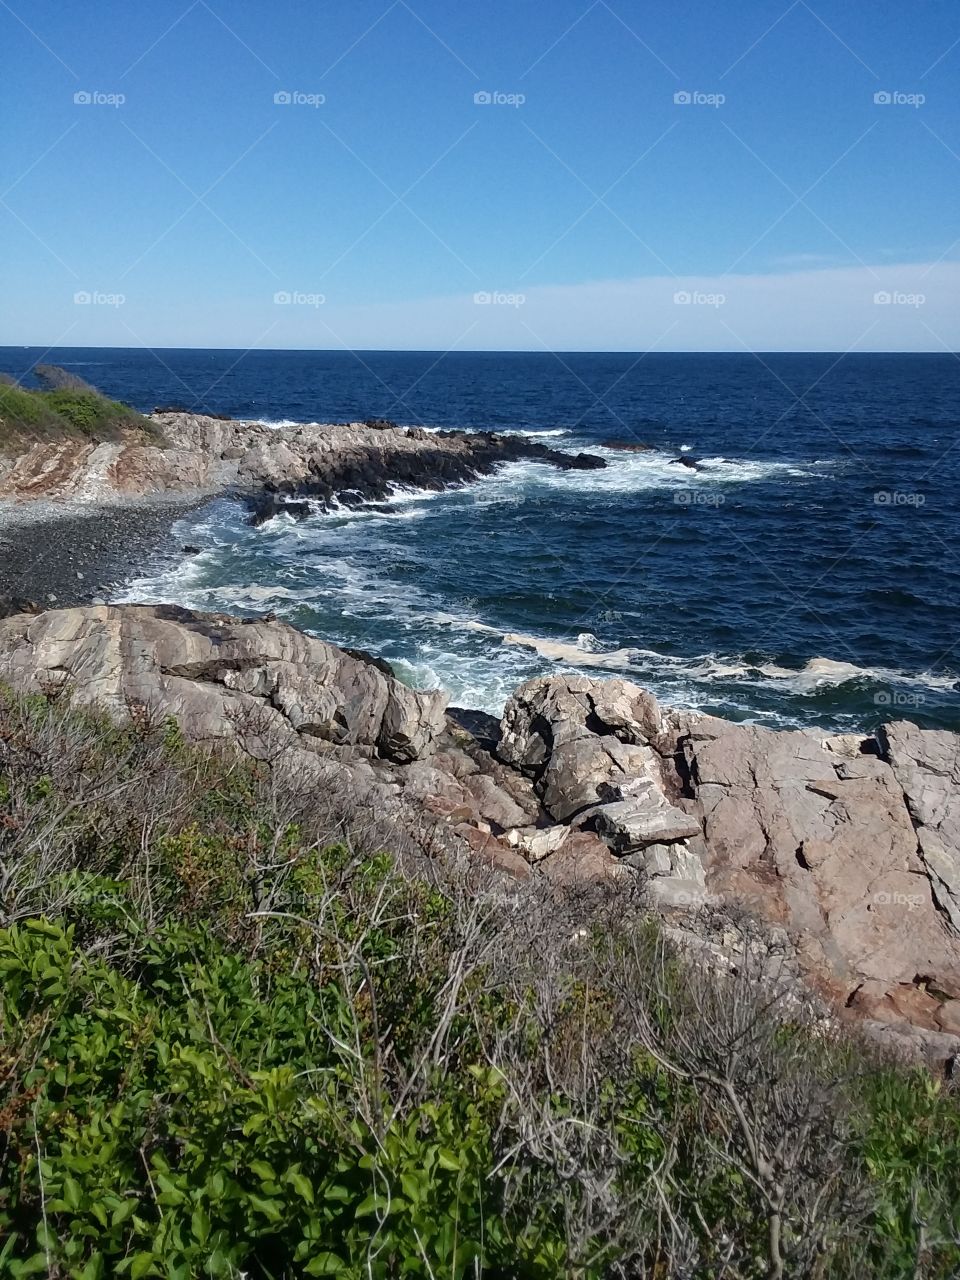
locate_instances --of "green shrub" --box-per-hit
[0,908,564,1279]
[0,374,161,448]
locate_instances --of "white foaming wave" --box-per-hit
[413,424,572,439]
[474,447,832,498]
[750,657,958,694]
[249,483,452,533]
[490,630,956,696]
[496,427,572,439]
[249,417,318,429]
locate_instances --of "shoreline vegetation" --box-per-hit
[0,365,162,449]
[1,370,960,1275]
[1,685,959,1278]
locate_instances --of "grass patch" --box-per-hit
[0,369,163,450]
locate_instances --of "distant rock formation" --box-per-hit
[0,412,605,509]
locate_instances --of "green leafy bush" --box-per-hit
[0,372,161,448]
[0,908,562,1279]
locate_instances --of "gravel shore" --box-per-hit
[0,497,213,608]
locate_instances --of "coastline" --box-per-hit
[0,410,609,608]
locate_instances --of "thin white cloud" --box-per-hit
[6,262,960,351]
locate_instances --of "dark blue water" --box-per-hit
[4,347,959,731]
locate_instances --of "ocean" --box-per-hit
[3,346,959,732]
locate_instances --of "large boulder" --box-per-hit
[499,674,672,821]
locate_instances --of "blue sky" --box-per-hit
[3,0,960,350]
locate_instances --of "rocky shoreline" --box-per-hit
[0,600,958,1070]
[0,410,607,510]
[0,410,607,604]
[0,496,213,608]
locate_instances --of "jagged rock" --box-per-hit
[498,674,669,821]
[623,843,673,875]
[512,825,571,862]
[539,830,626,886]
[461,774,530,831]
[452,823,532,881]
[588,796,702,850]
[0,412,605,506]
[500,672,960,1061]
[677,713,960,1059]
[2,604,959,1064]
[0,604,447,766]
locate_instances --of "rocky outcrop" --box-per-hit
[0,412,605,509]
[497,672,960,1066]
[0,603,448,767]
[1,606,959,1065]
[675,716,960,1052]
[499,675,665,820]
[0,603,544,861]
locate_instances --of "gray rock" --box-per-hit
[0,604,448,766]
[591,796,702,850]
[645,877,712,910]
[499,674,676,823]
[514,825,570,862]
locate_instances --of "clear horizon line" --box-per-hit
[1,344,957,357]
